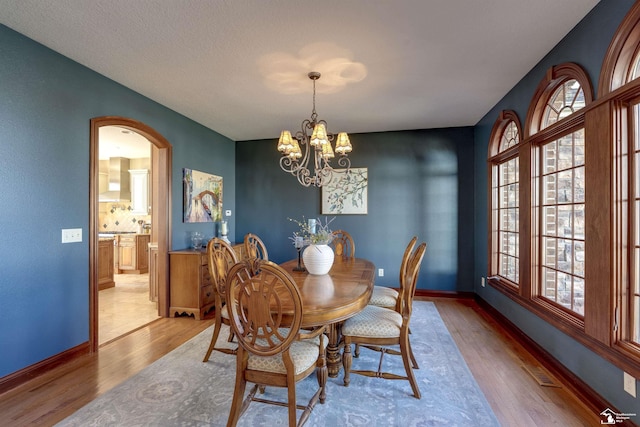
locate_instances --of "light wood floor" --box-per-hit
[434,298,601,427]
[99,273,160,345]
[0,297,602,426]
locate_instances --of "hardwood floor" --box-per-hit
[434,298,601,426]
[0,298,602,426]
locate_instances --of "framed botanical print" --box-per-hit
[183,168,223,223]
[321,168,368,214]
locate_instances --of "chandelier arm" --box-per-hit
[279,153,315,188]
[295,128,312,168]
[279,155,294,172]
[279,155,304,175]
[296,167,314,187]
[337,156,351,169]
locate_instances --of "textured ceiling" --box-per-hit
[0,0,600,141]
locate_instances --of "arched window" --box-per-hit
[542,79,586,128]
[485,3,640,379]
[600,1,640,352]
[526,63,592,317]
[599,2,640,95]
[488,111,522,286]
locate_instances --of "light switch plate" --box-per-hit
[62,228,82,243]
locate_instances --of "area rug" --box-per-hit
[57,301,500,426]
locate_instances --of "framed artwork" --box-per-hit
[322,168,368,214]
[183,168,223,223]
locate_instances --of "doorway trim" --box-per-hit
[90,116,172,353]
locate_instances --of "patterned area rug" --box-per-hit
[57,301,500,426]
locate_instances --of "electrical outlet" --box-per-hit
[481,277,486,287]
[61,228,82,243]
[378,268,384,277]
[624,372,637,397]
[225,210,232,217]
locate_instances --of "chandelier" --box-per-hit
[277,71,352,187]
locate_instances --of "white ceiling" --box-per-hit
[98,126,151,160]
[0,0,600,142]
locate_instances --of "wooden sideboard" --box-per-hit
[169,243,244,320]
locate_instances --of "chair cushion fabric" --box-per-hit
[220,305,229,319]
[342,305,402,339]
[368,285,398,308]
[247,338,320,375]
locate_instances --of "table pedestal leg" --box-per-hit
[326,323,342,378]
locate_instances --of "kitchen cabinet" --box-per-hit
[98,238,115,290]
[117,234,151,274]
[129,169,149,215]
[169,249,215,319]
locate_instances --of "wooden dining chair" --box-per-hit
[341,242,427,398]
[225,259,327,427]
[352,236,415,366]
[243,232,269,261]
[331,229,355,258]
[364,237,419,367]
[368,236,417,310]
[202,237,239,362]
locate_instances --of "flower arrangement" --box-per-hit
[288,216,335,247]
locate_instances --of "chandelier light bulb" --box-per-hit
[310,123,328,146]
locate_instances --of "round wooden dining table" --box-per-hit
[279,256,375,377]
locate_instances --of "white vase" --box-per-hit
[302,244,335,275]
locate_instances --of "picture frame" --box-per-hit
[321,167,368,214]
[183,168,223,223]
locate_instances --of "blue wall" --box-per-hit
[236,127,475,293]
[2,0,639,415]
[0,25,235,377]
[473,0,639,414]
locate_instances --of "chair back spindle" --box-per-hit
[244,233,269,261]
[331,229,355,258]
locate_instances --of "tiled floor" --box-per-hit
[98,273,160,344]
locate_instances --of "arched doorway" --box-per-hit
[89,116,172,352]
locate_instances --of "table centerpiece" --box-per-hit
[289,216,335,275]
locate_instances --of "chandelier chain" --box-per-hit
[311,76,318,123]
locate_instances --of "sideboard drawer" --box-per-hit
[169,249,215,320]
[201,284,216,306]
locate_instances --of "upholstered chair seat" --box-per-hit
[247,335,322,375]
[342,305,402,339]
[368,286,399,309]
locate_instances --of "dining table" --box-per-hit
[279,256,375,377]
